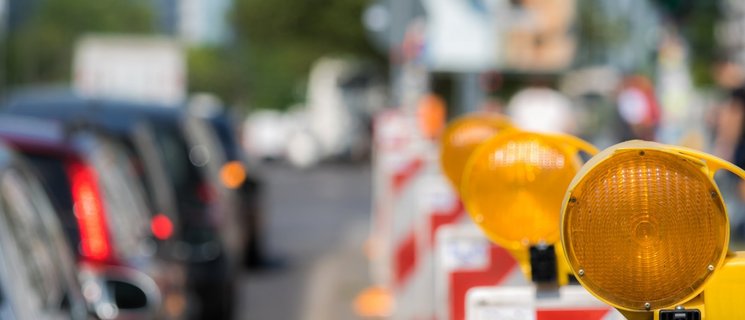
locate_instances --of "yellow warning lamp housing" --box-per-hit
[461,130,598,284]
[439,113,513,191]
[561,140,745,320]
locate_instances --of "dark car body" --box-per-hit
[3,93,242,319]
[0,142,90,320]
[0,115,181,319]
[198,110,268,266]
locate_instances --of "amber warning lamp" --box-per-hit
[439,112,513,191]
[561,140,745,320]
[460,130,598,285]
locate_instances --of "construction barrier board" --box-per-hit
[465,285,624,320]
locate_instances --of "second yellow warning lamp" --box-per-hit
[440,113,513,191]
[459,130,598,285]
[561,141,745,320]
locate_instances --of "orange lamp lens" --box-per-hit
[440,113,511,191]
[417,94,447,139]
[220,161,247,189]
[562,148,728,311]
[461,131,584,250]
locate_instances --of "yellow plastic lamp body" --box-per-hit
[702,252,745,319]
[561,140,741,316]
[618,254,745,320]
[439,113,513,193]
[461,130,597,281]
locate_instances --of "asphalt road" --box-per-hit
[236,162,373,320]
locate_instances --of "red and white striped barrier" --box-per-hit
[465,285,624,320]
[368,110,620,320]
[368,109,469,320]
[389,147,454,319]
[368,110,422,288]
[434,224,526,320]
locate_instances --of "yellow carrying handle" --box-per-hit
[666,145,745,180]
[543,133,600,157]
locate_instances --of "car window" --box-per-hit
[129,123,179,223]
[0,170,69,317]
[120,138,154,207]
[0,203,40,320]
[23,153,80,250]
[151,123,193,195]
[90,142,150,260]
[184,117,228,196]
[210,116,239,160]
[151,120,217,212]
[18,163,86,317]
[149,118,228,247]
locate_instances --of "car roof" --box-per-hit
[0,114,107,159]
[3,89,188,131]
[0,115,68,146]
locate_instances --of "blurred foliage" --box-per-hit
[575,0,629,67]
[187,46,245,105]
[651,0,721,86]
[4,0,154,86]
[678,2,720,87]
[229,0,381,110]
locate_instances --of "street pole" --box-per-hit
[456,72,484,115]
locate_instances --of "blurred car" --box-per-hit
[102,105,241,320]
[0,142,90,320]
[2,92,242,319]
[192,108,269,267]
[5,95,185,253]
[243,109,290,161]
[0,115,182,319]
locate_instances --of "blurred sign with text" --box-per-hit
[423,0,576,72]
[73,35,186,106]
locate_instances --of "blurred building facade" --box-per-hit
[149,0,235,45]
[177,0,233,46]
[151,0,178,35]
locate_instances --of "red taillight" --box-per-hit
[67,161,112,262]
[151,213,174,240]
[196,182,215,204]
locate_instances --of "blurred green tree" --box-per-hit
[229,0,381,110]
[5,0,153,86]
[187,46,245,105]
[651,0,721,86]
[575,0,629,67]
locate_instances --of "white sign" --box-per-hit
[466,285,624,320]
[422,0,504,71]
[440,228,489,270]
[422,0,576,72]
[73,35,186,106]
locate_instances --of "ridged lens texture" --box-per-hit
[440,114,511,190]
[462,133,579,250]
[564,150,727,311]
